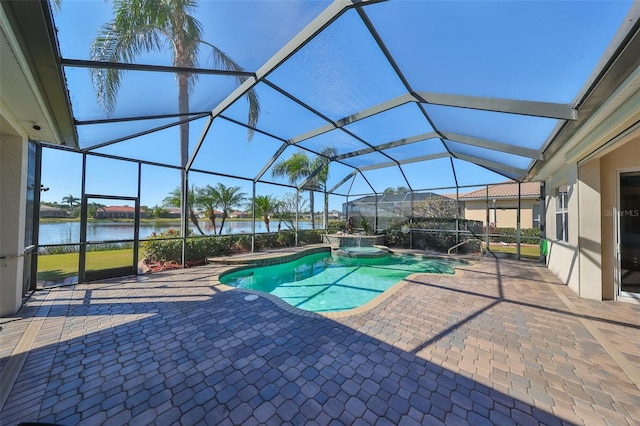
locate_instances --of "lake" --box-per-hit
[38,220,316,245]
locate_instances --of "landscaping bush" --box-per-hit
[489,227,540,244]
[298,229,323,245]
[231,234,252,252]
[141,228,327,264]
[142,230,233,263]
[327,220,346,234]
[383,217,483,253]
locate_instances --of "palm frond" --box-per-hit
[204,42,260,140]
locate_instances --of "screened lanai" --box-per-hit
[4,2,640,424]
[3,0,639,284]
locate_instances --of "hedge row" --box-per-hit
[383,218,484,253]
[489,227,540,244]
[141,229,325,263]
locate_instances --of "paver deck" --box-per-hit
[1,250,639,425]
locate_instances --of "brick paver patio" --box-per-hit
[1,250,639,425]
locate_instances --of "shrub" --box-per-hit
[383,217,484,253]
[298,229,323,245]
[490,227,540,244]
[141,229,232,263]
[327,220,346,234]
[232,234,252,252]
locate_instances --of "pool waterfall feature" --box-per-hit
[324,233,389,258]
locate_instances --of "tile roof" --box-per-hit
[459,182,541,199]
[40,205,66,212]
[98,206,145,213]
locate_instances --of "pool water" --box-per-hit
[220,252,467,313]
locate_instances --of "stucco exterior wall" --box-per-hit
[600,134,640,300]
[0,131,27,316]
[545,164,580,294]
[464,198,538,228]
[577,159,602,300]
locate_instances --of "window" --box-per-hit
[532,204,541,229]
[555,185,568,242]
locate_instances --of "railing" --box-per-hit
[447,238,483,260]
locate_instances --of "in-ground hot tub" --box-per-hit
[334,246,390,258]
[323,234,385,248]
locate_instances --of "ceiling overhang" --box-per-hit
[0,1,77,148]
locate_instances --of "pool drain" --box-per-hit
[244,294,259,301]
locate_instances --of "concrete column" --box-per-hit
[0,132,28,316]
[577,159,603,300]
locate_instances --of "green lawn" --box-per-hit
[488,244,540,259]
[37,249,144,282]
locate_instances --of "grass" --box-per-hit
[488,244,540,259]
[37,249,145,282]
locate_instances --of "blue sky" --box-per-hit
[41,0,634,211]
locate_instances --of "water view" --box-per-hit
[39,220,316,245]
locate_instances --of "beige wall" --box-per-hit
[577,159,602,299]
[545,163,580,294]
[0,127,28,316]
[599,133,640,300]
[544,123,639,301]
[464,198,538,228]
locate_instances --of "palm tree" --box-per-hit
[61,194,80,209]
[163,186,205,235]
[311,147,337,229]
[210,183,247,235]
[87,202,106,218]
[271,147,335,229]
[90,0,260,221]
[196,185,220,234]
[254,195,280,233]
[151,204,167,219]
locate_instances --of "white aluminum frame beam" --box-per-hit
[189,0,382,169]
[327,170,358,194]
[356,152,449,172]
[416,92,578,120]
[441,132,543,160]
[454,153,528,178]
[289,93,416,144]
[334,132,439,161]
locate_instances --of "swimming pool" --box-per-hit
[219,252,467,313]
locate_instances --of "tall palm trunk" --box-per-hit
[323,191,329,229]
[309,190,315,229]
[208,210,217,234]
[219,212,228,235]
[190,209,205,235]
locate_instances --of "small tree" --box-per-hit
[88,202,106,218]
[62,194,80,210]
[254,195,280,233]
[197,185,219,234]
[413,196,458,218]
[213,184,247,235]
[276,192,308,231]
[271,147,335,229]
[163,186,205,235]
